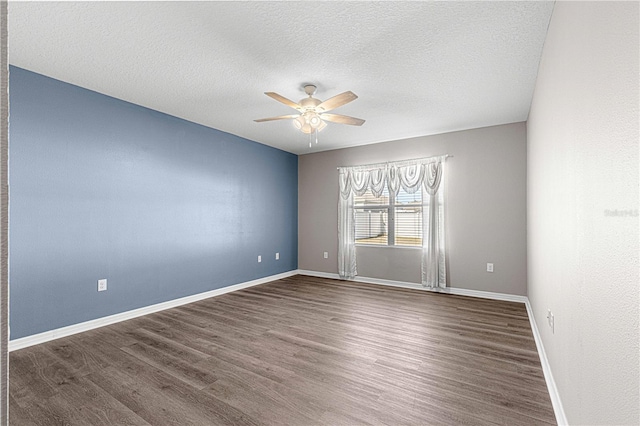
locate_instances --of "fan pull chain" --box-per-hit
[306,129,319,148]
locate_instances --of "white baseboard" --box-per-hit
[524,300,568,425]
[297,269,566,425]
[296,269,527,303]
[9,270,298,352]
[297,269,340,280]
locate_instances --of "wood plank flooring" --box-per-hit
[9,275,556,425]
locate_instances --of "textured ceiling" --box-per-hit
[9,1,554,155]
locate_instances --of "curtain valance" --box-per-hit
[338,155,448,199]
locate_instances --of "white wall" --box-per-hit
[299,122,528,295]
[527,2,639,425]
[0,1,8,421]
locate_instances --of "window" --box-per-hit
[338,156,447,284]
[354,187,423,247]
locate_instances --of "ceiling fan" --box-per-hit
[254,84,365,146]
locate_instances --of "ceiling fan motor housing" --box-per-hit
[299,97,321,109]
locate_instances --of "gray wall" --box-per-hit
[299,122,527,295]
[527,2,639,425]
[9,67,298,339]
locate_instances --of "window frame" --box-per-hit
[354,189,424,248]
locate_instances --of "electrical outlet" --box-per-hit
[97,279,107,292]
[323,251,329,259]
[486,263,494,272]
[275,252,280,260]
[258,255,262,263]
[547,309,554,333]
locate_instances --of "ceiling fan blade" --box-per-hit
[254,114,299,123]
[317,91,358,112]
[320,113,365,126]
[264,92,303,110]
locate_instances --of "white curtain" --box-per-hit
[338,155,448,288]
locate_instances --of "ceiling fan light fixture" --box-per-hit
[317,119,327,132]
[293,115,306,130]
[300,123,313,134]
[308,113,322,128]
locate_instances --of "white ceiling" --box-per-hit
[9,1,554,155]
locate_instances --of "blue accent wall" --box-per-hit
[9,66,298,339]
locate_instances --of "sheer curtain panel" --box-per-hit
[338,155,448,288]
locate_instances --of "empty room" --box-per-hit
[0,1,638,425]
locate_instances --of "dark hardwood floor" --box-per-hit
[9,275,556,425]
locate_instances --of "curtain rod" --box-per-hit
[336,154,451,170]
